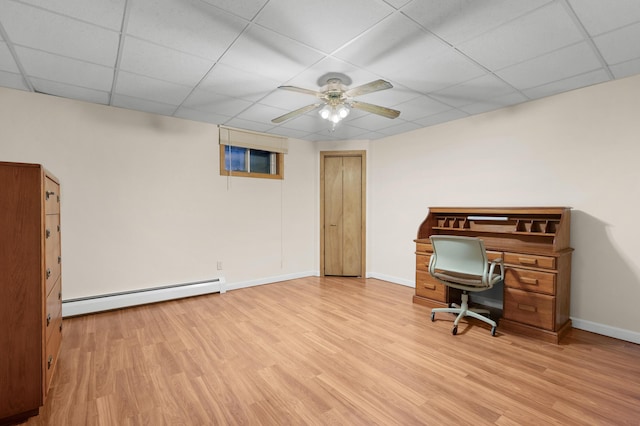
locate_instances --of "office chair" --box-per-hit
[428,235,504,336]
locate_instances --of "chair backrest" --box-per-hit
[429,235,489,280]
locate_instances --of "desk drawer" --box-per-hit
[504,268,555,295]
[416,254,430,272]
[415,270,446,302]
[504,252,555,269]
[504,288,554,330]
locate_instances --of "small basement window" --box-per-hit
[219,126,287,180]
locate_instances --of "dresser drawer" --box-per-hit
[504,268,555,295]
[504,288,554,330]
[44,315,62,394]
[504,252,556,269]
[415,270,446,302]
[45,214,61,295]
[46,278,62,342]
[44,177,60,215]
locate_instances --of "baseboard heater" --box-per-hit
[62,277,225,317]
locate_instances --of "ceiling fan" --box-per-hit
[271,76,401,127]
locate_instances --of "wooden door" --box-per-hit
[321,151,365,276]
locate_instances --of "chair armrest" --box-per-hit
[488,258,504,281]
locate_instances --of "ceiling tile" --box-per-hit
[391,95,452,120]
[346,112,406,131]
[276,113,331,133]
[568,0,640,36]
[384,0,412,9]
[114,71,192,105]
[414,109,469,127]
[0,1,120,66]
[199,63,280,101]
[335,13,449,76]
[30,77,110,104]
[258,89,319,111]
[430,74,517,108]
[199,0,269,20]
[111,94,177,116]
[173,106,232,125]
[0,70,28,91]
[459,92,528,115]
[457,2,584,70]
[0,42,20,73]
[522,69,610,100]
[593,22,640,65]
[235,103,291,123]
[403,0,551,45]
[127,0,248,60]
[610,58,640,79]
[219,25,325,82]
[16,46,114,91]
[181,88,253,116]
[267,126,310,139]
[119,37,214,86]
[20,0,126,31]
[496,42,603,90]
[224,117,275,133]
[375,120,422,136]
[285,57,379,90]
[392,48,487,93]
[256,0,393,53]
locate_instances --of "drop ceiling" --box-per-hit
[1,0,640,142]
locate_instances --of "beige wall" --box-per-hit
[0,88,317,299]
[369,73,640,339]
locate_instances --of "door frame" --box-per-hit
[320,150,366,277]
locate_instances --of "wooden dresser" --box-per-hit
[414,207,573,343]
[0,162,63,425]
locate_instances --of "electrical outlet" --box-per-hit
[217,261,223,270]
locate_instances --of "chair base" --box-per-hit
[431,293,497,336]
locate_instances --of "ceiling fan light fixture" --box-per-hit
[337,104,350,119]
[319,104,331,119]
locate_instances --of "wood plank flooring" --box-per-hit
[24,277,640,425]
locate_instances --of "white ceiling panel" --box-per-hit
[30,77,110,104]
[457,2,583,70]
[199,0,269,20]
[20,0,127,31]
[403,0,552,45]
[497,42,603,91]
[114,71,192,105]
[430,74,517,108]
[335,13,449,76]
[568,0,640,36]
[1,1,640,141]
[256,0,393,53]
[182,88,254,115]
[16,47,114,91]
[0,42,20,73]
[522,68,610,100]
[199,63,279,101]
[0,70,28,91]
[0,1,120,66]
[127,0,248,60]
[119,37,214,86]
[593,22,640,66]
[111,94,178,116]
[219,25,324,82]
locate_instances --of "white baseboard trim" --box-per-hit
[571,318,640,344]
[367,272,414,287]
[62,278,225,317]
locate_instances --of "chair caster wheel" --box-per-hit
[452,325,458,335]
[491,327,497,336]
[430,312,435,322]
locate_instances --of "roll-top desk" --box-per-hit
[414,207,573,343]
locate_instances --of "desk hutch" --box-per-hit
[414,207,573,343]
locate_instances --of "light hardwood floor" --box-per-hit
[24,277,640,425]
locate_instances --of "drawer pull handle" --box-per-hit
[58,256,61,264]
[520,277,539,285]
[58,291,62,300]
[518,257,538,265]
[48,355,53,370]
[517,303,537,313]
[47,313,51,326]
[46,268,51,279]
[46,229,51,238]
[60,323,63,332]
[423,283,436,290]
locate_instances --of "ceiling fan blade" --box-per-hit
[271,103,322,123]
[350,101,400,119]
[277,85,323,97]
[345,79,393,98]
